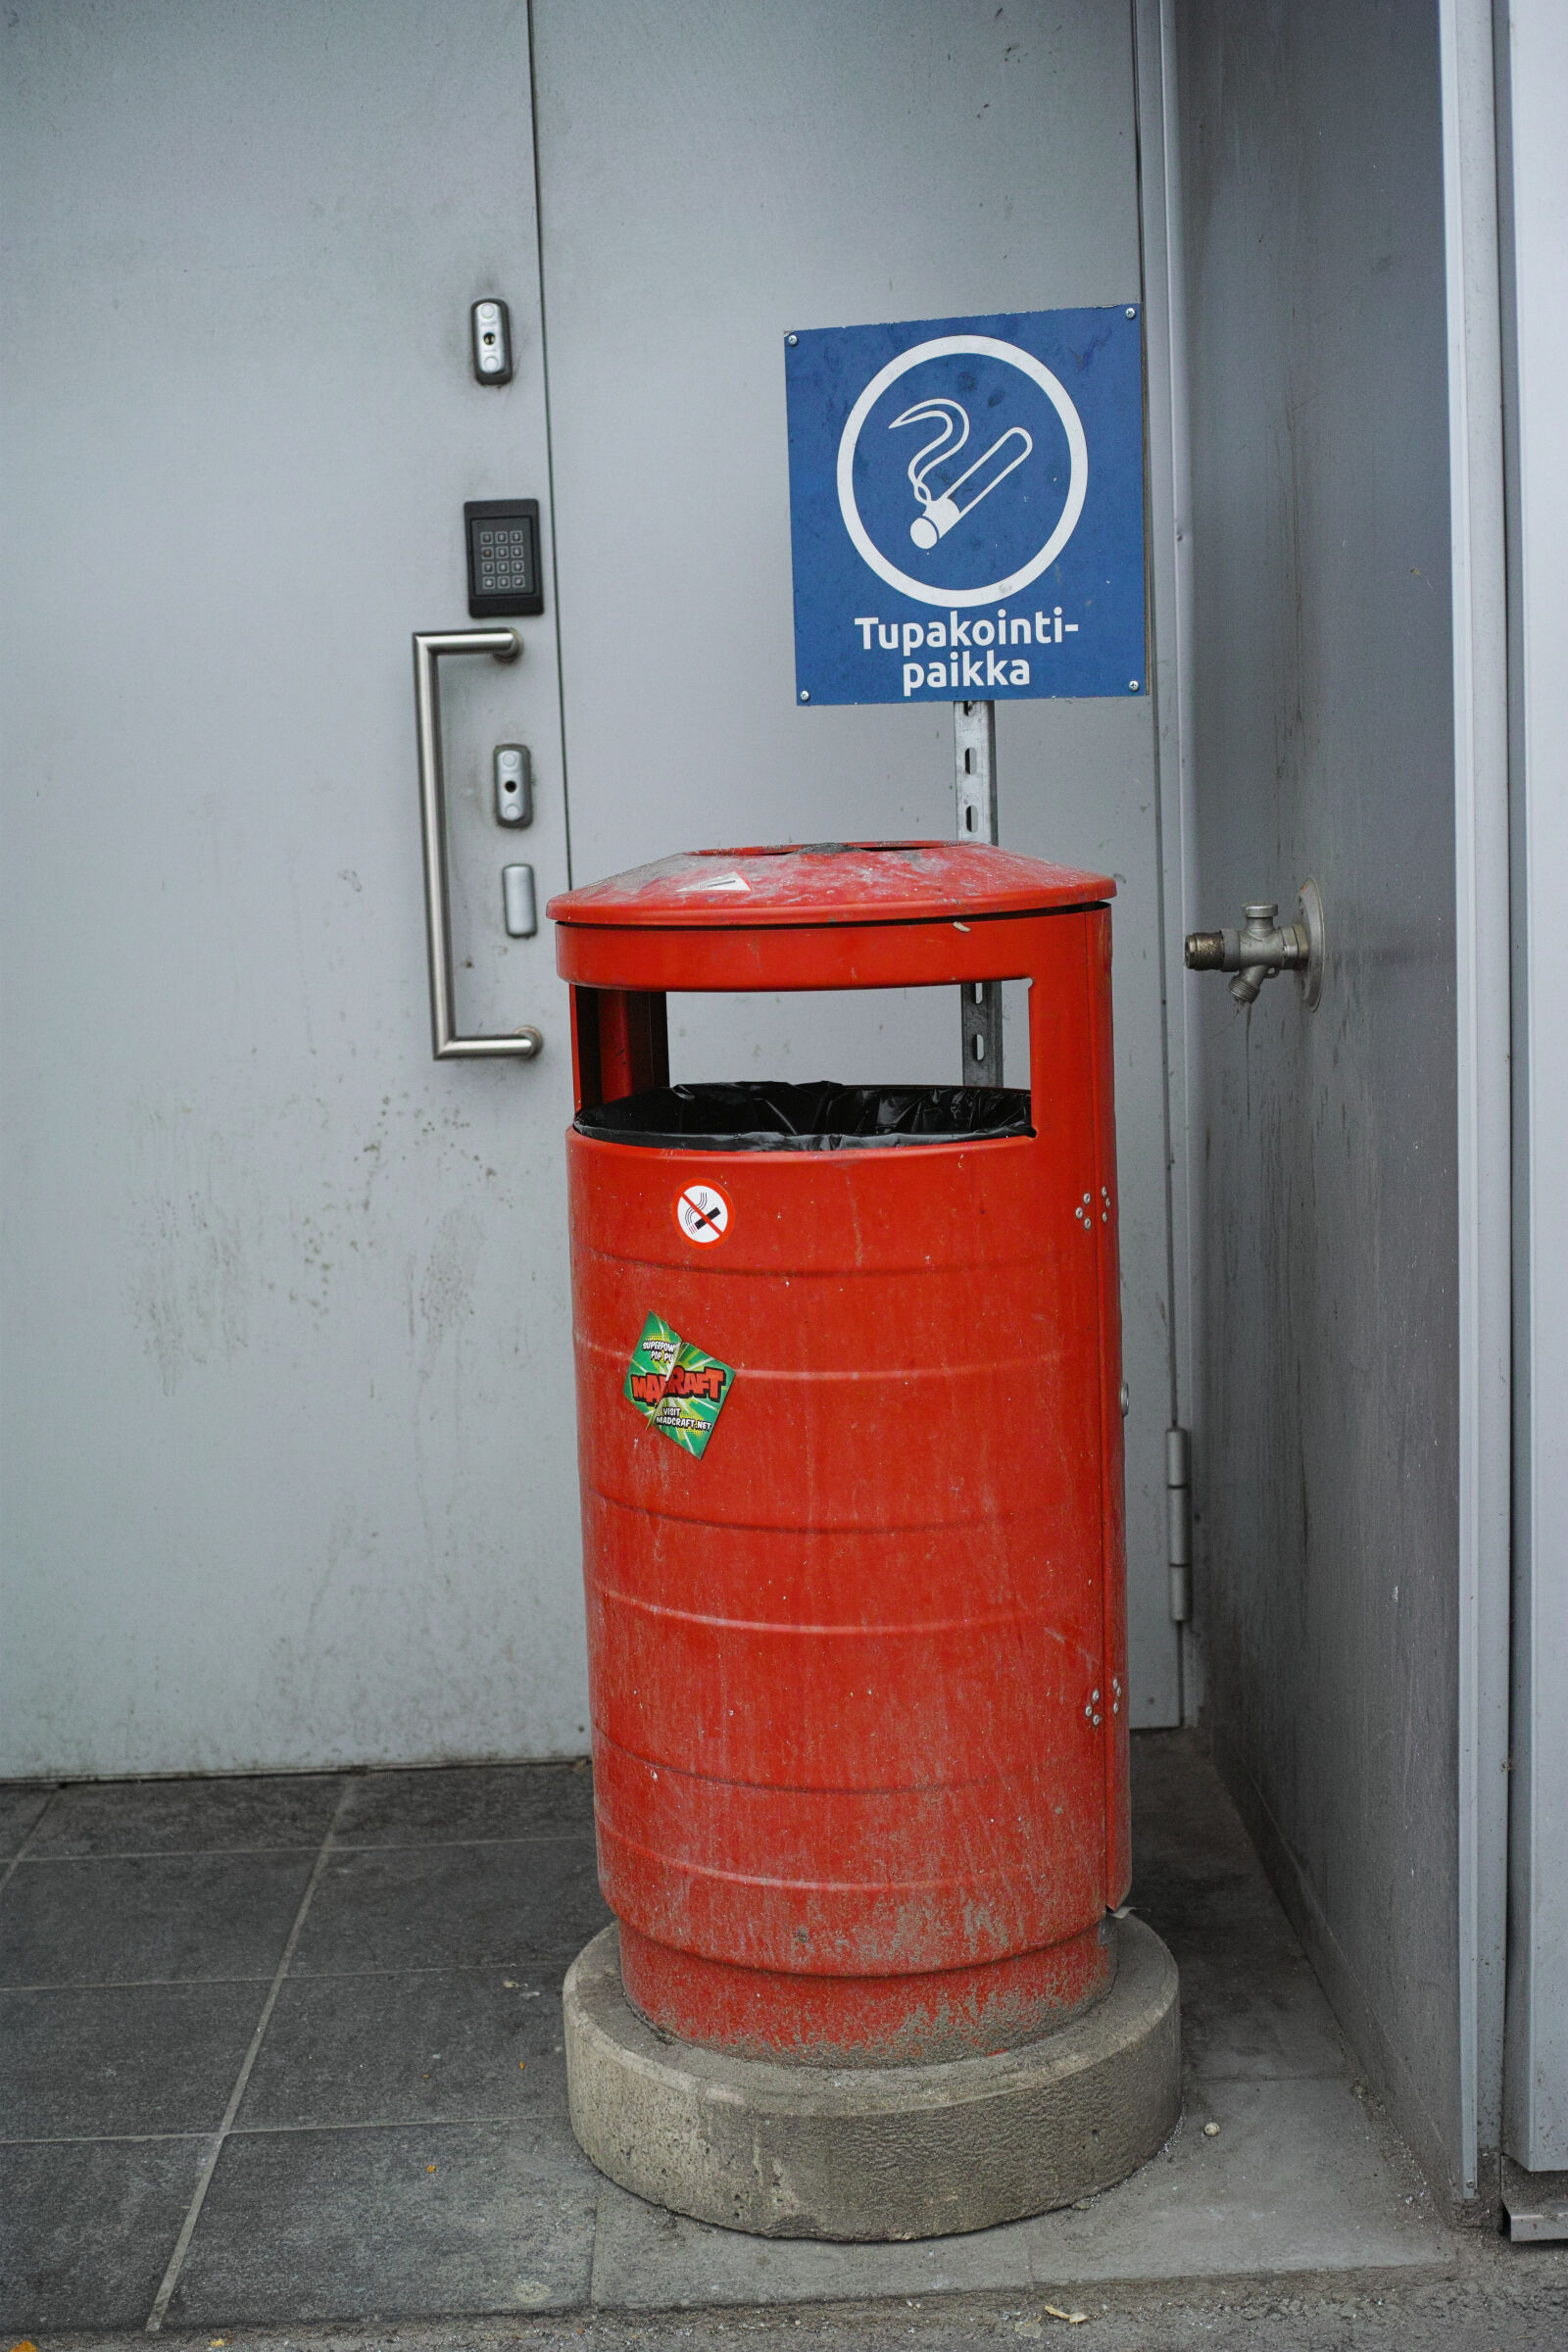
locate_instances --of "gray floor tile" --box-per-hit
[1125,1869,1301,1958]
[166,2122,598,2323]
[1015,2074,1445,2279]
[587,2178,1030,2309]
[0,1733,1451,2333]
[1131,1733,1264,1872]
[0,1852,314,1986]
[1125,1737,1302,1953]
[588,2077,1443,2313]
[0,1783,56,1860]
[28,1772,342,1858]
[1176,1943,1349,2082]
[0,2133,211,2330]
[336,1763,595,1846]
[290,1838,610,1977]
[0,1982,265,2138]
[236,1966,568,2128]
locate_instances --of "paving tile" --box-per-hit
[166,2122,598,2323]
[1130,1732,1263,1875]
[336,1762,596,1846]
[0,2133,211,2330]
[28,1772,342,1858]
[1125,1738,1302,1953]
[586,2178,1036,2311]
[0,1852,314,1986]
[0,1982,265,2138]
[1125,1871,1300,1952]
[237,1966,569,2129]
[1175,1943,1349,2082]
[0,1733,1447,2332]
[0,1783,56,1861]
[290,1838,609,1978]
[587,2076,1444,2313]
[1125,1851,1302,1958]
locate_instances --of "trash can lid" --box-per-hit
[548,841,1114,931]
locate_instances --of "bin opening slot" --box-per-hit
[571,983,1033,1115]
[575,1080,1032,1151]
[664,981,1030,1095]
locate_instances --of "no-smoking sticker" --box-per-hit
[675,1182,731,1246]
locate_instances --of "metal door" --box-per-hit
[0,0,582,1773]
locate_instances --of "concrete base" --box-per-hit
[564,1916,1181,2242]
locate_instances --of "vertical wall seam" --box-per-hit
[1496,0,1568,2171]
[1439,0,1513,2199]
[1130,0,1182,1439]
[526,0,574,891]
[1134,0,1201,1721]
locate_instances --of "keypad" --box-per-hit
[465,501,543,617]
[474,524,534,594]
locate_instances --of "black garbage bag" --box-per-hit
[575,1080,1032,1152]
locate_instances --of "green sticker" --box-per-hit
[624,1313,734,1459]
[624,1312,682,1419]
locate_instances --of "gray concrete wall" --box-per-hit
[1175,1,1466,2201]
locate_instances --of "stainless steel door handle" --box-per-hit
[413,628,544,1059]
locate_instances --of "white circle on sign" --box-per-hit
[835,335,1090,609]
[675,1182,731,1246]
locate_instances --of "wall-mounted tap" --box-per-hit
[1185,881,1325,1010]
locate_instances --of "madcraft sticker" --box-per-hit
[624,1312,735,1460]
[624,1313,681,1418]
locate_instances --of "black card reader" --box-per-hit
[465,500,544,618]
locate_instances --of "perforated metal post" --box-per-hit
[955,700,1004,1084]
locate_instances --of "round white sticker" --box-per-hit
[675,1182,731,1246]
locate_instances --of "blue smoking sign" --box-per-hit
[784,309,1147,706]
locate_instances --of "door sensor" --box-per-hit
[470,299,514,385]
[503,863,537,938]
[495,744,532,826]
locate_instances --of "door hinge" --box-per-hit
[1166,1427,1192,1623]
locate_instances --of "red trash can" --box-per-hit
[549,841,1128,2070]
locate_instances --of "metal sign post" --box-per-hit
[954,698,1003,1083]
[781,307,1148,1083]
